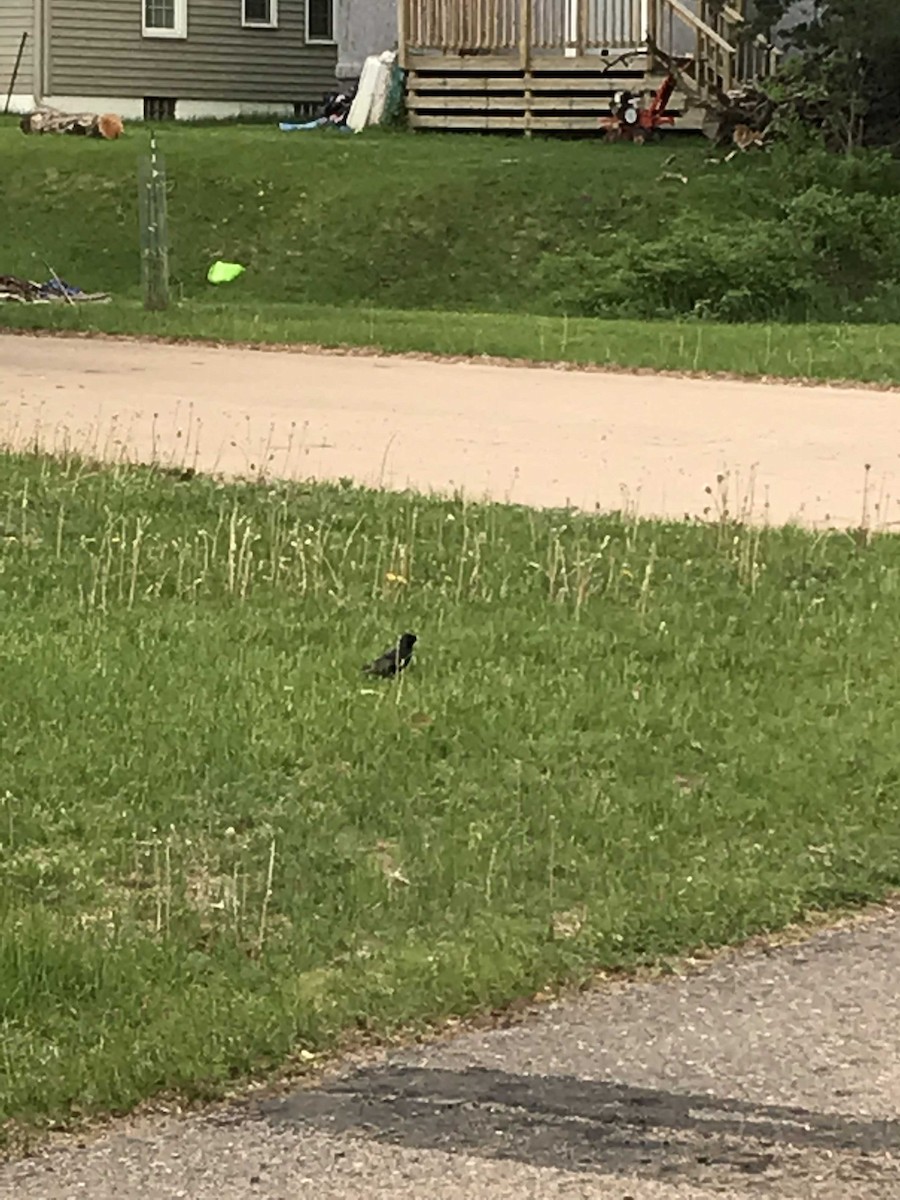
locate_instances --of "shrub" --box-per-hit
[782,185,900,283]
[536,216,817,323]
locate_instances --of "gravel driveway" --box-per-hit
[3,332,899,527]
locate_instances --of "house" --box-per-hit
[0,1,338,121]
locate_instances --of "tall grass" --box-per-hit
[1,449,900,1147]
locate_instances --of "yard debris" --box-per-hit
[701,80,852,151]
[649,41,827,151]
[674,773,708,795]
[702,85,779,149]
[207,260,246,285]
[20,106,124,139]
[551,904,587,940]
[0,273,110,304]
[279,89,355,132]
[347,51,399,133]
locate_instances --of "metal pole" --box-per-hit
[139,133,170,312]
[3,31,28,114]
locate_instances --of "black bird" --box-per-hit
[362,632,417,679]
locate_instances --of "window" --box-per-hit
[144,96,177,121]
[306,0,334,43]
[142,0,187,39]
[242,0,278,28]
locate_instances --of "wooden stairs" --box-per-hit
[406,57,704,133]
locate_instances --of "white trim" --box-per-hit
[241,0,278,28]
[176,98,292,119]
[38,95,294,121]
[142,0,188,40]
[41,94,146,119]
[305,0,335,44]
[2,93,35,114]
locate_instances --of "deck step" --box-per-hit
[406,66,700,133]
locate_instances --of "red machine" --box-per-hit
[599,74,677,143]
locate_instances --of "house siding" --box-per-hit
[0,2,34,100]
[47,0,336,103]
[335,0,394,83]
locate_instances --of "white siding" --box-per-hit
[0,2,34,101]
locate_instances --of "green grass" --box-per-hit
[4,302,900,385]
[0,123,764,310]
[3,119,900,374]
[2,450,900,1147]
[2,119,899,324]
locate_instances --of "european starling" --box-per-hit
[362,632,417,679]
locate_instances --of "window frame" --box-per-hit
[142,0,188,40]
[241,0,279,30]
[305,0,335,44]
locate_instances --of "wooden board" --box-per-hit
[406,52,650,72]
[403,38,699,134]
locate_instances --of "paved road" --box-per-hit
[2,333,900,527]
[2,334,899,1197]
[4,906,898,1199]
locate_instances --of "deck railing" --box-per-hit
[403,0,519,54]
[648,0,737,93]
[401,0,648,59]
[399,0,772,95]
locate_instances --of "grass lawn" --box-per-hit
[1,122,784,311]
[2,119,900,379]
[2,450,900,1148]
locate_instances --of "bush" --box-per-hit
[783,185,900,282]
[769,142,900,199]
[535,217,817,323]
[536,156,900,324]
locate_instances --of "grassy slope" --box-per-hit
[2,121,772,311]
[3,120,900,378]
[2,451,900,1143]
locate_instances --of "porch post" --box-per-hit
[519,0,531,70]
[397,0,408,70]
[643,0,657,55]
[640,0,651,45]
[577,0,588,55]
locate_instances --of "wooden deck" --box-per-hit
[399,0,777,133]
